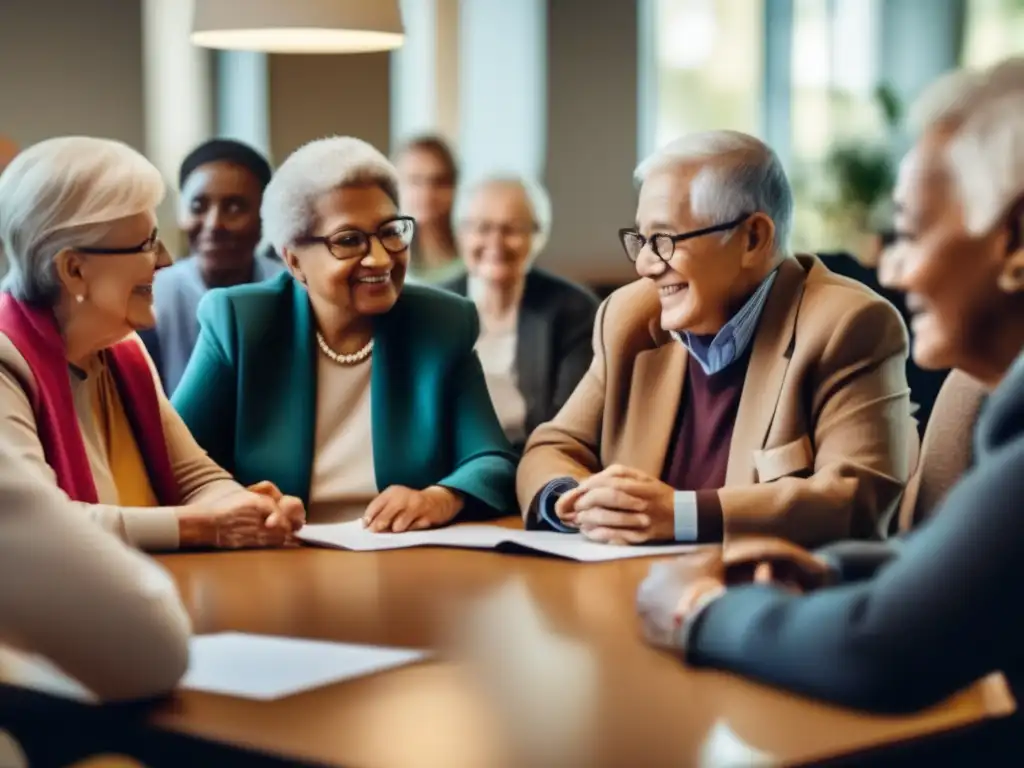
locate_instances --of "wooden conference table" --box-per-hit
[0,518,1016,767]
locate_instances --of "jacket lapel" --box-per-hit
[618,339,687,477]
[726,258,807,484]
[281,280,319,504]
[516,281,550,432]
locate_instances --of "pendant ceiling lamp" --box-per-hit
[191,0,404,54]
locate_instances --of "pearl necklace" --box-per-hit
[316,332,373,365]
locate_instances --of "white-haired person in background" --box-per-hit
[172,136,518,532]
[0,136,304,552]
[517,130,914,546]
[636,58,1024,728]
[440,175,599,452]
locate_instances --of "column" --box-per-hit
[216,52,272,159]
[141,0,214,255]
[458,0,547,182]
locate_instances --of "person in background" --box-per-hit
[0,137,304,552]
[0,456,190,702]
[636,57,1024,724]
[517,131,913,548]
[173,136,518,532]
[394,134,464,285]
[442,175,598,452]
[148,139,283,394]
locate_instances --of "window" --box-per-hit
[643,0,765,155]
[962,0,1024,67]
[788,0,888,252]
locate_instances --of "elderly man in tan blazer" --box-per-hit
[518,130,914,548]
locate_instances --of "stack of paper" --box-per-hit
[296,520,700,561]
[182,633,429,700]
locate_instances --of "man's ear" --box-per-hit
[996,204,1024,294]
[997,248,1024,294]
[53,248,88,299]
[282,247,307,286]
[741,213,776,267]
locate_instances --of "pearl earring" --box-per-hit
[75,294,84,303]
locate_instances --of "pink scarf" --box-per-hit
[0,294,180,505]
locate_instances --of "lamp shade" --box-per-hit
[191,0,404,53]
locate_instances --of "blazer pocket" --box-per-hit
[754,435,814,483]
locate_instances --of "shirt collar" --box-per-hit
[671,268,779,375]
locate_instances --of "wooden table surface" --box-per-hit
[123,525,1014,768]
[0,519,1013,767]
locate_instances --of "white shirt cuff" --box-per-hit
[673,491,698,542]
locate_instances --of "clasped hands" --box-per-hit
[179,480,305,550]
[555,465,676,544]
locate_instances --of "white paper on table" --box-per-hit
[181,632,429,701]
[298,520,700,561]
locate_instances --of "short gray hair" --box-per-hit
[0,136,164,304]
[634,130,794,254]
[261,136,400,252]
[453,174,553,257]
[909,56,1024,235]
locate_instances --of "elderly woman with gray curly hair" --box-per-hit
[172,136,518,531]
[0,137,304,552]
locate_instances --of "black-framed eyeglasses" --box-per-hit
[618,214,751,264]
[76,230,161,255]
[295,216,416,261]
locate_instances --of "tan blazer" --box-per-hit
[517,255,916,547]
[894,370,988,533]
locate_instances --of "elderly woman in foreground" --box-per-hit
[172,136,518,531]
[637,57,1024,727]
[0,137,303,551]
[441,176,598,452]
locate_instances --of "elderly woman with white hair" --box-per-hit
[441,175,599,452]
[636,57,1024,729]
[0,137,304,552]
[172,136,518,532]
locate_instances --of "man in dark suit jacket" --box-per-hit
[639,350,1024,713]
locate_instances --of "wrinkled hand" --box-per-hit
[182,489,299,549]
[567,465,675,544]
[725,537,834,593]
[363,485,464,533]
[636,550,726,649]
[248,480,306,538]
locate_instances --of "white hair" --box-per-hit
[634,130,794,254]
[0,136,164,304]
[453,174,553,258]
[909,57,1024,235]
[261,136,400,252]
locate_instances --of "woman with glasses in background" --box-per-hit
[0,137,304,553]
[173,136,518,532]
[442,175,598,453]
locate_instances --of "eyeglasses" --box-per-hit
[460,220,537,239]
[618,214,751,264]
[296,216,416,261]
[76,230,161,255]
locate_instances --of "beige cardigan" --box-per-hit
[0,332,240,550]
[0,460,191,701]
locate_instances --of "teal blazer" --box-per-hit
[171,272,518,516]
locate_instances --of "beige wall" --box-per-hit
[269,53,392,163]
[543,0,640,286]
[0,0,145,150]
